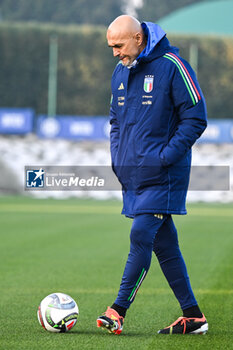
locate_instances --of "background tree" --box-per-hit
[0,0,212,25]
[0,22,232,118]
[0,0,121,25]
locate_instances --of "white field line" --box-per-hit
[0,204,232,216]
[71,288,233,295]
[8,288,232,295]
[0,204,121,214]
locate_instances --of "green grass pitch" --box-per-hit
[0,196,232,350]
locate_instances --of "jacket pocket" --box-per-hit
[136,153,168,189]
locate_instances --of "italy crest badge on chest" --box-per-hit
[143,75,154,93]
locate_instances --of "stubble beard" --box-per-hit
[121,57,132,67]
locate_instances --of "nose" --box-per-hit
[113,48,120,57]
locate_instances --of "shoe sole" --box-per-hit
[189,323,208,335]
[96,318,122,335]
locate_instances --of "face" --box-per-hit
[107,30,142,67]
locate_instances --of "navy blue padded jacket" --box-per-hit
[110,22,207,217]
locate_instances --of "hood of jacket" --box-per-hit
[136,22,179,63]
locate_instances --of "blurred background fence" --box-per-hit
[1,108,233,143]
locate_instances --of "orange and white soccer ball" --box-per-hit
[37,293,79,332]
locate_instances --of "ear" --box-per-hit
[134,32,143,47]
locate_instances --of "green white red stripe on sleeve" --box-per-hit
[163,52,201,106]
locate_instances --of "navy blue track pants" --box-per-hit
[114,214,197,310]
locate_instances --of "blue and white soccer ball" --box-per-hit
[37,293,79,332]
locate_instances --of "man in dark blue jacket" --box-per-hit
[97,15,208,335]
